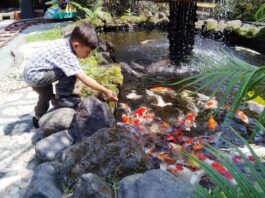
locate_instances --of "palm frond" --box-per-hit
[173,50,265,118]
[185,125,265,198]
[255,3,265,22]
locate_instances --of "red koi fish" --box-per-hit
[134,106,148,117]
[204,98,218,109]
[235,110,249,124]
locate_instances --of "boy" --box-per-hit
[23,22,118,128]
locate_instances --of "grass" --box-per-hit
[26,28,62,43]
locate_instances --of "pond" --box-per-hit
[101,30,265,184]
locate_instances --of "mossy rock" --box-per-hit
[120,15,147,24]
[206,19,218,31]
[80,53,123,110]
[235,24,259,38]
[254,27,265,40]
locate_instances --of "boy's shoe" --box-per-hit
[51,95,81,108]
[32,116,39,128]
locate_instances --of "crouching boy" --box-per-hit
[23,22,118,128]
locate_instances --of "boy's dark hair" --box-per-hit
[70,23,99,49]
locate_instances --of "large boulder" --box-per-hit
[71,97,115,142]
[39,107,76,135]
[62,127,147,185]
[118,169,195,198]
[72,173,114,198]
[24,162,63,198]
[35,130,74,162]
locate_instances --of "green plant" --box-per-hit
[26,28,62,42]
[185,125,265,198]
[255,3,265,22]
[172,50,265,123]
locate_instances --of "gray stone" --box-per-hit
[24,162,63,198]
[62,127,147,185]
[39,108,76,135]
[71,97,115,142]
[73,173,114,198]
[35,130,74,162]
[118,169,195,198]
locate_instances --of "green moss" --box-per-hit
[236,25,259,38]
[120,15,147,24]
[26,28,62,43]
[80,52,123,108]
[254,27,265,40]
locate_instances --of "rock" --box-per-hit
[62,127,147,185]
[35,130,74,162]
[247,100,265,115]
[206,19,218,31]
[71,97,115,142]
[72,173,114,198]
[24,162,63,198]
[195,20,204,29]
[226,20,242,31]
[216,20,227,32]
[118,169,195,198]
[39,108,76,135]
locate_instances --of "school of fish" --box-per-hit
[117,86,254,185]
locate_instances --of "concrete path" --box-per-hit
[0,22,70,197]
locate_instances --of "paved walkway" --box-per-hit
[0,22,70,198]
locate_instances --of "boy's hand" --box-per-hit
[104,89,118,102]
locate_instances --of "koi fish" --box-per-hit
[204,98,218,109]
[118,103,132,114]
[122,114,132,124]
[235,110,249,124]
[208,116,218,130]
[116,122,143,142]
[184,112,197,130]
[149,86,174,93]
[134,106,148,117]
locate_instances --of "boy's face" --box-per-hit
[72,41,92,59]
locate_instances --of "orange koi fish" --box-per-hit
[235,110,249,124]
[208,116,218,130]
[150,86,174,93]
[122,114,132,124]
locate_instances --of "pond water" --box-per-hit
[100,30,265,68]
[100,30,265,185]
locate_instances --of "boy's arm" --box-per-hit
[76,71,118,102]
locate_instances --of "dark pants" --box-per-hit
[32,70,76,117]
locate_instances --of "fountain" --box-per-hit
[167,0,198,64]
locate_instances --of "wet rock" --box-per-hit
[72,173,114,198]
[118,169,195,198]
[39,108,76,135]
[24,162,63,198]
[35,130,74,162]
[121,62,143,78]
[71,97,115,142]
[62,127,147,185]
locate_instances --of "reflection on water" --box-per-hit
[100,31,265,71]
